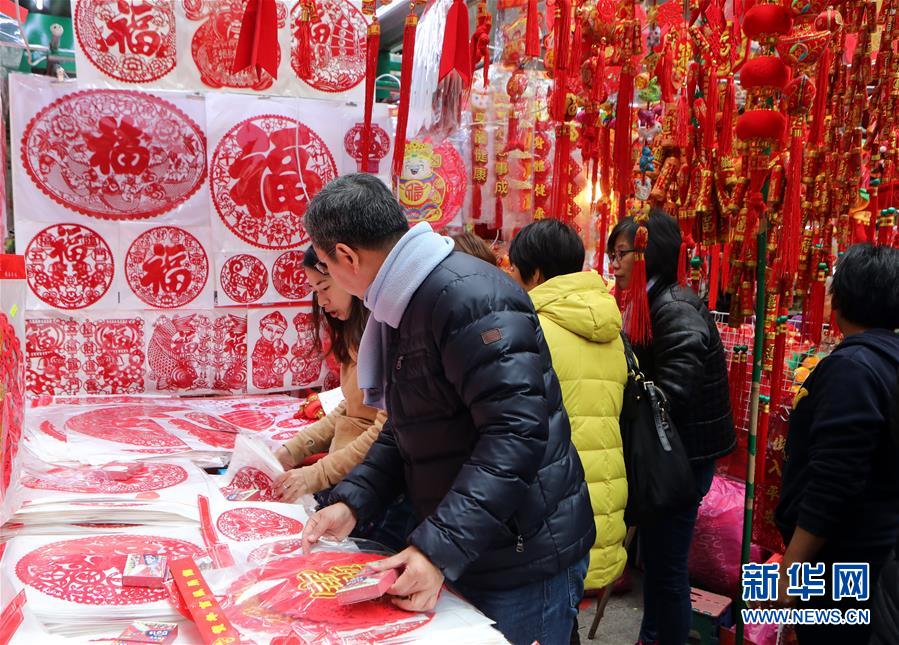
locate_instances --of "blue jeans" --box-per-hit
[454,555,589,645]
[639,459,716,645]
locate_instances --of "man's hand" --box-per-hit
[273,469,311,503]
[274,446,296,470]
[301,502,357,553]
[773,566,799,609]
[368,546,444,612]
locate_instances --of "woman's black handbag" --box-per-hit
[619,333,697,526]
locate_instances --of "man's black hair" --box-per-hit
[509,219,585,283]
[607,209,682,287]
[304,174,410,251]
[830,244,899,330]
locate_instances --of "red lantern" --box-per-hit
[743,4,794,43]
[736,110,788,144]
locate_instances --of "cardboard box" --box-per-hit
[113,621,178,644]
[337,568,398,605]
[122,554,168,588]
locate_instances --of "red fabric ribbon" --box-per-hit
[231,0,280,78]
[439,0,472,89]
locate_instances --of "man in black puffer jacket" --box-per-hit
[298,174,594,645]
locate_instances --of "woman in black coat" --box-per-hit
[607,211,735,645]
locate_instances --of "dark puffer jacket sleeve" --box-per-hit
[330,419,405,525]
[650,299,709,418]
[406,279,550,581]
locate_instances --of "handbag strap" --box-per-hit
[620,332,645,381]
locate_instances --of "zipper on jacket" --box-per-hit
[516,534,524,553]
[395,355,403,370]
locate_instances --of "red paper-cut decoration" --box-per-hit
[213,313,248,392]
[74,0,177,83]
[343,122,390,172]
[272,250,311,300]
[221,409,275,430]
[290,312,322,386]
[81,318,146,395]
[397,139,467,230]
[216,507,304,541]
[22,91,206,220]
[290,0,367,92]
[224,551,433,639]
[16,535,201,605]
[221,467,278,501]
[65,404,189,448]
[25,318,82,396]
[221,254,269,303]
[40,420,66,441]
[25,223,114,310]
[210,115,338,249]
[21,462,188,494]
[147,314,212,391]
[252,311,290,389]
[184,0,288,91]
[0,311,24,495]
[126,226,209,309]
[169,418,238,449]
[247,538,305,562]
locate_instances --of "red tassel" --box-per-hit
[551,124,572,218]
[472,182,482,220]
[599,199,611,258]
[293,0,317,79]
[600,125,612,198]
[676,89,690,151]
[810,47,831,147]
[656,46,675,103]
[721,242,732,291]
[569,20,583,76]
[614,68,635,219]
[470,2,491,88]
[360,19,380,174]
[495,191,504,230]
[776,126,804,283]
[804,263,827,345]
[709,244,720,310]
[391,12,418,180]
[625,223,653,345]
[439,0,472,89]
[526,0,540,57]
[704,67,718,151]
[677,241,688,286]
[551,0,571,121]
[232,0,280,78]
[729,347,748,425]
[719,76,735,157]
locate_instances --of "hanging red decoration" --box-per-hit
[231,0,280,78]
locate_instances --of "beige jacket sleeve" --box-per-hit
[281,401,346,465]
[295,413,386,493]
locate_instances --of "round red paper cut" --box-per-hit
[125,226,209,308]
[40,420,66,441]
[216,507,303,542]
[184,411,240,433]
[74,0,177,83]
[271,250,311,300]
[25,223,114,310]
[343,123,390,172]
[290,0,366,93]
[220,409,275,430]
[168,418,237,449]
[65,404,189,448]
[220,254,268,303]
[22,90,206,221]
[221,467,277,501]
[21,462,188,494]
[225,551,433,639]
[210,115,337,249]
[398,139,467,231]
[16,535,201,605]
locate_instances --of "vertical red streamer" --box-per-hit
[810,47,831,147]
[704,67,718,151]
[614,69,635,219]
[361,19,380,173]
[709,244,720,310]
[391,12,418,180]
[719,76,735,157]
[525,0,541,57]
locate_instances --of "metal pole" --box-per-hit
[736,214,768,645]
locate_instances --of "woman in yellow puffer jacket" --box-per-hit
[509,219,629,594]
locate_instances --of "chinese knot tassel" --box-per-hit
[470,2,491,87]
[704,67,718,151]
[719,76,735,157]
[625,219,653,345]
[656,46,675,103]
[232,0,280,78]
[391,11,418,180]
[708,244,720,311]
[809,47,831,147]
[525,0,541,57]
[614,68,635,219]
[804,263,827,345]
[439,0,472,89]
[361,19,380,174]
[293,0,317,79]
[779,125,804,282]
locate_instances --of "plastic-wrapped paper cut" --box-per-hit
[206,93,342,253]
[219,434,284,501]
[0,256,26,525]
[1,531,204,636]
[122,225,213,310]
[9,75,210,227]
[145,311,215,394]
[339,103,394,178]
[212,310,249,393]
[247,305,323,394]
[206,498,309,545]
[72,0,180,88]
[397,138,467,231]
[216,249,312,307]
[177,0,292,94]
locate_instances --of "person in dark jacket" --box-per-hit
[774,244,899,645]
[298,174,595,645]
[872,367,899,645]
[608,211,735,645]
